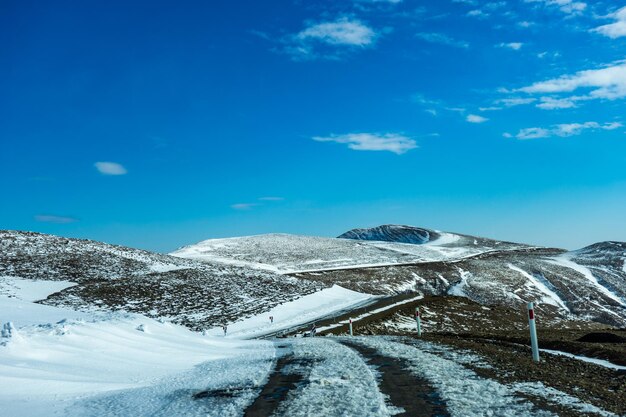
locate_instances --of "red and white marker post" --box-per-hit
[527,302,540,362]
[415,307,422,337]
[349,318,353,336]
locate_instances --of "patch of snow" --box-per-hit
[428,232,462,246]
[448,270,471,297]
[148,263,186,273]
[0,276,76,302]
[512,382,617,417]
[507,265,570,312]
[541,349,626,371]
[206,285,375,339]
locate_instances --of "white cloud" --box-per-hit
[498,42,523,50]
[231,203,259,210]
[312,132,417,154]
[94,162,127,175]
[525,0,586,15]
[512,121,622,139]
[416,32,469,48]
[258,197,284,201]
[466,114,489,123]
[518,61,626,104]
[296,18,376,46]
[285,18,379,60]
[592,6,626,39]
[34,215,78,224]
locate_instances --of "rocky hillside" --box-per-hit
[0,231,324,330]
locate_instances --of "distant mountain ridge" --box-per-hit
[2,225,625,329]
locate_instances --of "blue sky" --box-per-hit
[1,0,626,252]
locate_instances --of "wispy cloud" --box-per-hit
[466,114,489,123]
[231,203,259,211]
[497,42,523,50]
[497,97,536,107]
[94,162,127,175]
[525,0,586,15]
[259,197,284,201]
[284,18,379,60]
[592,6,626,39]
[416,32,469,48]
[518,60,626,106]
[467,9,488,18]
[312,132,417,154]
[35,215,79,224]
[508,121,622,140]
[536,96,577,109]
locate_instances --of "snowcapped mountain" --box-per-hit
[0,231,324,330]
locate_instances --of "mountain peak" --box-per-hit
[338,225,440,244]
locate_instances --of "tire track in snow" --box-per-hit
[340,339,449,416]
[353,336,554,417]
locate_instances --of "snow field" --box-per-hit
[208,285,375,339]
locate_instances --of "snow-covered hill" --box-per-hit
[170,229,524,273]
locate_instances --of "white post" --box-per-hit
[415,307,422,337]
[527,302,540,362]
[349,318,353,336]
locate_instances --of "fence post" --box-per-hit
[349,318,353,336]
[527,302,540,362]
[415,307,422,337]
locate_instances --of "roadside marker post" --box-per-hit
[349,318,353,336]
[415,307,422,337]
[527,302,540,362]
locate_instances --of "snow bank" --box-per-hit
[541,349,626,371]
[0,277,274,417]
[207,285,375,339]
